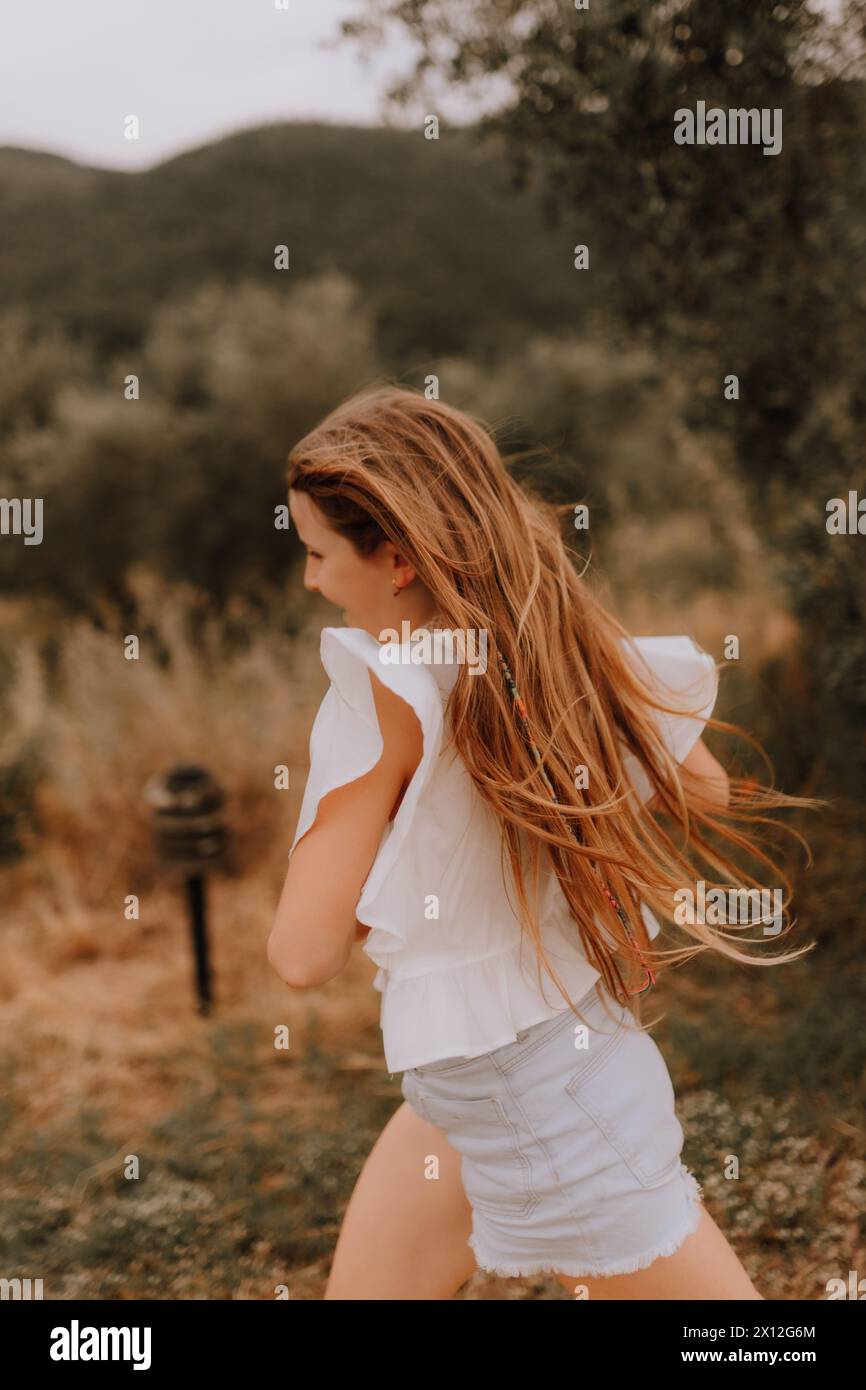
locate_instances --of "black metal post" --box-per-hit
[144,764,226,1016]
[186,871,213,1015]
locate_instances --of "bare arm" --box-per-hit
[645,737,730,813]
[267,671,423,989]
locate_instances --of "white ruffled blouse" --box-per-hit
[289,626,719,1074]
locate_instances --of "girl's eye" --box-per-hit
[306,550,322,560]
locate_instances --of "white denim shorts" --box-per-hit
[400,984,704,1280]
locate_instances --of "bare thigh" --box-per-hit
[323,1099,477,1299]
[554,1205,764,1300]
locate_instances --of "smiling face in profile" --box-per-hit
[289,488,438,639]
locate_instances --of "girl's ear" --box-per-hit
[389,547,419,586]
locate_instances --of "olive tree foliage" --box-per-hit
[342,0,866,798]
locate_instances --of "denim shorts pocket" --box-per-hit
[410,1052,487,1078]
[565,1026,685,1189]
[404,1088,539,1219]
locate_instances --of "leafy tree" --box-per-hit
[342,0,866,797]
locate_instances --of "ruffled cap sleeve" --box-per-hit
[619,634,719,804]
[288,626,444,957]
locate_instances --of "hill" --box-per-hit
[0,122,600,363]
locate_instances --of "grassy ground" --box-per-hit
[1,805,863,1301]
[0,566,863,1300]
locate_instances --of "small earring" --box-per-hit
[392,580,401,597]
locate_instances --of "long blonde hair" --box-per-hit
[286,382,821,1031]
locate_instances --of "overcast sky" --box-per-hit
[0,0,485,171]
[0,0,849,173]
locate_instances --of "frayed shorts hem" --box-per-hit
[467,1163,705,1281]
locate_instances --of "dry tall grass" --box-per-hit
[0,520,859,1300]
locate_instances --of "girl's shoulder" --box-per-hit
[619,633,719,723]
[289,626,449,861]
[617,632,720,792]
[317,624,459,711]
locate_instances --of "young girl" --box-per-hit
[269,384,815,1301]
